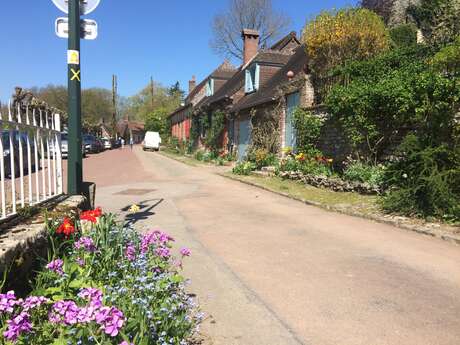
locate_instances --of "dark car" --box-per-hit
[2,130,40,178]
[83,134,101,154]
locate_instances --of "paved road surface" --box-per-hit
[87,147,460,345]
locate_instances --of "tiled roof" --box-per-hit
[270,31,301,51]
[232,46,308,112]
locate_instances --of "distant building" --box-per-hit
[117,120,145,143]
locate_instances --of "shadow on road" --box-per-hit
[122,198,164,227]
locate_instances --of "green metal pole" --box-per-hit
[67,0,83,195]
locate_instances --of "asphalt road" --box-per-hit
[88,147,460,345]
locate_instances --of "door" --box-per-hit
[237,119,251,161]
[285,92,300,149]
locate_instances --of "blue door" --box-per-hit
[285,92,300,148]
[237,119,251,161]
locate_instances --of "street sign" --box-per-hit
[52,0,100,15]
[56,17,98,40]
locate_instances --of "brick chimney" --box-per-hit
[242,29,260,65]
[189,75,196,93]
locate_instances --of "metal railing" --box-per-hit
[0,99,63,221]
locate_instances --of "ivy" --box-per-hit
[204,110,226,152]
[292,108,324,154]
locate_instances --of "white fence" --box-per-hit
[0,100,63,221]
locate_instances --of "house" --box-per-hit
[169,61,237,142]
[117,120,145,144]
[193,30,301,157]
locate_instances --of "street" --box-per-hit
[86,147,460,345]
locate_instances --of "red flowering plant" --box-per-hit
[79,207,103,234]
[55,217,76,238]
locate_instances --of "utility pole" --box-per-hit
[67,0,82,195]
[112,74,118,139]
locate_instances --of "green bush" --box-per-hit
[381,135,460,221]
[343,161,385,187]
[390,24,418,47]
[292,108,324,154]
[277,153,334,177]
[232,161,257,175]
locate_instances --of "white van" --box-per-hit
[143,131,161,151]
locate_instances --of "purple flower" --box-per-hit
[78,288,103,308]
[76,257,85,267]
[49,300,80,325]
[74,237,97,252]
[46,259,64,276]
[120,342,134,345]
[95,306,125,337]
[180,247,191,257]
[0,291,22,314]
[3,312,32,342]
[155,246,171,258]
[140,230,174,254]
[125,243,136,262]
[21,296,49,312]
[76,305,97,323]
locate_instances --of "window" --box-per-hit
[245,64,260,93]
[205,78,214,96]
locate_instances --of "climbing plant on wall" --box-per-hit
[204,110,226,152]
[292,108,324,155]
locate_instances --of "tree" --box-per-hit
[210,0,291,60]
[361,0,395,24]
[303,8,390,79]
[144,107,169,136]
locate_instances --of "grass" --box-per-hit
[224,173,379,216]
[159,148,201,167]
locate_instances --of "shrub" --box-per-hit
[247,148,278,169]
[381,135,460,221]
[278,152,334,177]
[303,8,390,78]
[390,24,418,47]
[232,161,256,175]
[343,160,385,187]
[292,108,324,154]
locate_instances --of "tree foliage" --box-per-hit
[210,0,291,60]
[408,0,460,45]
[303,8,390,78]
[389,23,418,47]
[326,45,459,160]
[144,107,170,136]
[360,0,395,24]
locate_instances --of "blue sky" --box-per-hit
[0,0,357,103]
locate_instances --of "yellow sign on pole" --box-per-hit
[67,50,80,65]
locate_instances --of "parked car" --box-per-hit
[59,134,86,158]
[2,130,40,178]
[143,132,162,151]
[83,134,101,154]
[111,138,122,149]
[102,138,112,150]
[95,138,104,152]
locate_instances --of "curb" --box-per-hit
[218,173,460,246]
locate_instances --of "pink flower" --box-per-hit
[3,312,32,341]
[76,257,85,267]
[95,306,125,337]
[155,246,171,258]
[21,296,49,312]
[180,247,191,257]
[49,300,80,325]
[119,342,134,345]
[46,259,64,276]
[78,288,103,308]
[0,291,22,314]
[125,243,136,261]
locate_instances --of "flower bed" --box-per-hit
[0,207,201,344]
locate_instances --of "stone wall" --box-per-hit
[0,195,85,295]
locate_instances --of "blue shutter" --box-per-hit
[255,64,260,90]
[285,92,300,149]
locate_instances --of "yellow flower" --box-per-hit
[129,204,140,213]
[327,158,333,163]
